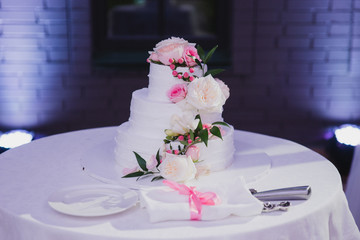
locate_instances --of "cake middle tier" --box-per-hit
[128,88,223,139]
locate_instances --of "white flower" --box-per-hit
[159,153,196,182]
[168,114,199,136]
[186,75,226,113]
[215,78,230,100]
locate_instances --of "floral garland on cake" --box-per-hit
[123,37,230,183]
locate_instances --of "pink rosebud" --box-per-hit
[189,68,194,73]
[169,58,174,63]
[188,139,192,144]
[189,76,194,81]
[167,83,187,103]
[178,58,184,64]
[186,145,200,161]
[183,72,189,78]
[173,150,180,155]
[146,58,150,63]
[166,150,172,154]
[203,124,212,129]
[170,64,176,70]
[177,74,182,79]
[172,70,178,76]
[178,135,184,141]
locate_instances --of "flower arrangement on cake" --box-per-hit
[121,37,232,183]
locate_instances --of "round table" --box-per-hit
[0,127,359,240]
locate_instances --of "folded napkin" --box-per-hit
[139,177,263,223]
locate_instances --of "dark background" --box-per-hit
[0,0,359,152]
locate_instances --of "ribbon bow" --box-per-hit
[163,180,220,220]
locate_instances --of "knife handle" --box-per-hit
[252,186,311,201]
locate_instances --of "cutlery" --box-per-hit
[250,186,311,201]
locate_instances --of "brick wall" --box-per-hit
[0,0,359,146]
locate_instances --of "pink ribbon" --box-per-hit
[163,180,220,220]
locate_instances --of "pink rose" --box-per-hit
[185,145,200,161]
[148,52,159,62]
[153,37,189,65]
[215,78,230,100]
[182,45,201,67]
[167,84,187,103]
[146,155,158,171]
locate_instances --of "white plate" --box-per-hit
[48,185,138,217]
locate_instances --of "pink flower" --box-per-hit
[153,37,189,65]
[183,72,189,78]
[170,64,176,70]
[173,150,180,155]
[177,74,182,79]
[186,145,200,161]
[188,139,192,144]
[172,70,178,76]
[178,135,184,141]
[189,76,194,82]
[148,52,159,62]
[189,67,194,73]
[169,58,174,64]
[167,84,187,103]
[146,155,158,170]
[182,45,201,67]
[122,166,138,175]
[178,58,184,64]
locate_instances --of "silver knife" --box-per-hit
[250,186,311,201]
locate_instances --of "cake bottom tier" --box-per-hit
[114,122,235,174]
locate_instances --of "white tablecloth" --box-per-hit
[0,127,359,240]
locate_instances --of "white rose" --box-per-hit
[215,78,230,100]
[186,75,226,113]
[168,114,199,135]
[159,153,196,182]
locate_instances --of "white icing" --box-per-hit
[147,63,204,102]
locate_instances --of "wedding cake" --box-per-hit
[114,37,235,182]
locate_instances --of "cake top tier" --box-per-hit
[146,36,229,114]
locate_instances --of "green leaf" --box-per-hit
[196,45,205,61]
[133,152,148,171]
[205,68,225,77]
[210,126,223,140]
[195,59,203,69]
[204,45,218,64]
[180,140,188,146]
[199,129,209,147]
[212,121,230,128]
[156,149,161,167]
[151,176,164,182]
[195,114,203,132]
[122,171,145,178]
[189,129,195,141]
[164,139,171,144]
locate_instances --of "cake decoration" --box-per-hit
[115,37,235,183]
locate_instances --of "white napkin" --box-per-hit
[139,177,263,223]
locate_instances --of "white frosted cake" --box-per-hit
[114,37,235,182]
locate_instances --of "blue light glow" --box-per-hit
[0,130,34,149]
[334,125,360,146]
